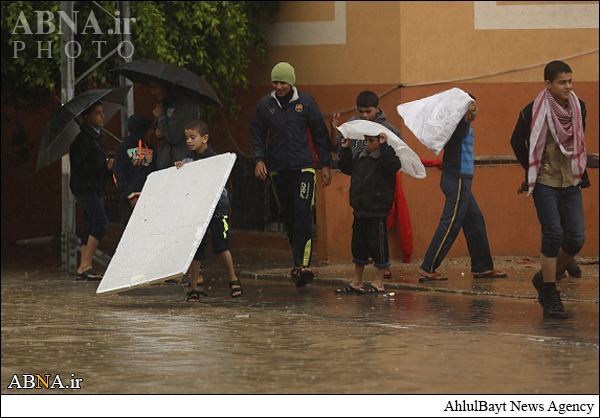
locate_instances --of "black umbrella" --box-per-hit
[111,59,222,106]
[36,85,131,171]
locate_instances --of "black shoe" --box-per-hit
[565,261,582,278]
[291,267,314,287]
[531,271,543,305]
[540,287,569,319]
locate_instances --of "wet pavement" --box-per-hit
[1,241,598,398]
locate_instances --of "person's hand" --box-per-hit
[517,181,528,195]
[107,158,114,171]
[129,196,138,207]
[465,101,478,123]
[152,102,165,118]
[340,138,350,148]
[254,161,268,181]
[331,113,340,129]
[175,160,184,169]
[321,166,332,187]
[379,133,388,143]
[587,153,599,169]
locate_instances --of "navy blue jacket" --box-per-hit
[113,136,157,200]
[251,88,332,171]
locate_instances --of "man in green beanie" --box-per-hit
[251,61,332,287]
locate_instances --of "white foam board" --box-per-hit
[96,152,237,295]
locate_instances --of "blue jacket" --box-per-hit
[442,118,474,179]
[251,87,332,171]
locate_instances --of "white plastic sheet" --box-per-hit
[336,119,426,179]
[97,153,237,295]
[396,88,473,155]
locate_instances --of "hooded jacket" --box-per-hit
[113,115,157,200]
[339,142,401,218]
[155,94,199,170]
[336,109,402,156]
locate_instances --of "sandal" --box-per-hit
[186,288,208,303]
[334,283,360,294]
[357,283,387,295]
[383,270,392,279]
[228,279,243,298]
[418,270,448,283]
[472,270,507,279]
[75,268,103,281]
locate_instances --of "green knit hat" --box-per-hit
[271,62,295,86]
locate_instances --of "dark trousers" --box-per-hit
[351,217,390,269]
[77,194,109,245]
[420,175,493,274]
[270,169,315,267]
[532,184,584,257]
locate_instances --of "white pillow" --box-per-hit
[337,119,426,179]
[396,88,473,155]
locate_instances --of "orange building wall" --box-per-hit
[2,1,598,263]
[227,1,599,261]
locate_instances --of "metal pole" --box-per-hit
[60,0,77,274]
[118,1,133,138]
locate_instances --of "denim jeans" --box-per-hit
[532,184,585,257]
[420,175,493,273]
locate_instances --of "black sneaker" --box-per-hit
[531,271,543,305]
[565,261,582,278]
[541,287,569,319]
[291,267,314,287]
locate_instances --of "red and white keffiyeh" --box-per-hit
[528,89,586,193]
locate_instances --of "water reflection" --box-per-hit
[1,275,598,394]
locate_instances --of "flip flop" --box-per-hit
[334,284,361,294]
[472,270,507,279]
[418,271,448,283]
[357,283,387,295]
[75,269,103,281]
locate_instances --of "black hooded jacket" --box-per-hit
[113,115,157,200]
[339,142,401,218]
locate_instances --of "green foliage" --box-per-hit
[1,1,279,112]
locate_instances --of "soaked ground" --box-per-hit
[2,244,598,397]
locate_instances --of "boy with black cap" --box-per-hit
[251,62,333,286]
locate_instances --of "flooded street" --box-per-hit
[2,260,598,395]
